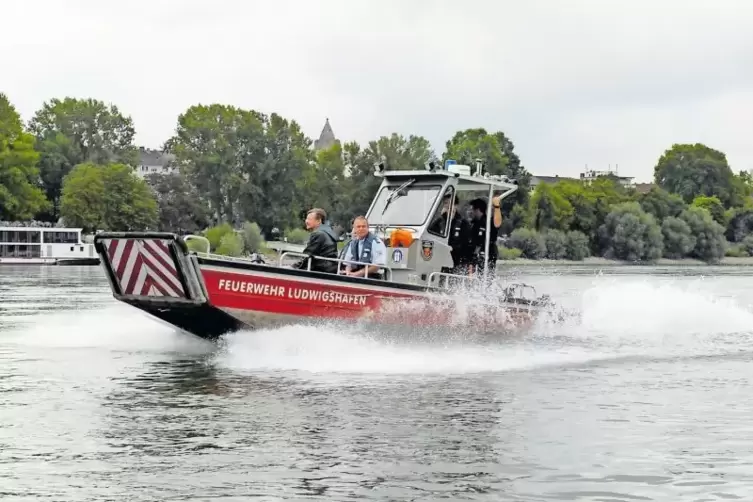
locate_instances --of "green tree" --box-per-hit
[679,206,727,263]
[238,113,314,232]
[216,232,244,257]
[204,223,235,251]
[565,230,590,261]
[661,216,695,259]
[725,207,753,243]
[296,142,347,226]
[0,94,50,220]
[637,186,687,222]
[165,104,267,225]
[543,229,568,259]
[528,183,573,231]
[145,172,210,233]
[60,163,157,232]
[691,195,726,226]
[28,97,137,218]
[653,143,740,207]
[339,141,382,222]
[552,178,632,254]
[597,202,663,262]
[443,128,532,210]
[507,228,546,259]
[500,203,527,235]
[241,222,265,253]
[369,133,436,171]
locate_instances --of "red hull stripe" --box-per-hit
[102,238,186,298]
[201,268,533,327]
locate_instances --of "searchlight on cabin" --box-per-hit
[444,159,472,176]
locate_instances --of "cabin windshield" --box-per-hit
[368,184,442,226]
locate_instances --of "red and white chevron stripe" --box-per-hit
[102,238,186,298]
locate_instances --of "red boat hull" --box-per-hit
[200,262,540,333]
[93,233,549,341]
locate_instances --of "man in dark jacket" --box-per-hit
[468,196,503,281]
[293,208,339,274]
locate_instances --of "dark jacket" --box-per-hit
[293,224,339,274]
[448,212,473,268]
[470,216,499,268]
[430,211,473,269]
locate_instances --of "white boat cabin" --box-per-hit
[0,226,95,264]
[362,160,518,287]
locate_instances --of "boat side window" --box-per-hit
[0,230,41,243]
[42,231,78,244]
[426,186,455,238]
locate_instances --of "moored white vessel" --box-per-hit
[0,225,98,265]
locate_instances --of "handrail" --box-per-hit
[278,251,394,281]
[428,271,477,288]
[183,234,210,254]
[193,251,267,264]
[503,283,538,300]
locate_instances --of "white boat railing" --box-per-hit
[427,271,477,287]
[183,235,211,254]
[187,248,393,281]
[192,251,266,265]
[278,251,394,281]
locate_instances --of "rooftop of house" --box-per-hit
[138,146,175,167]
[531,174,578,184]
[633,182,656,194]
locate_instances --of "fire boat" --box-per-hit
[94,161,568,341]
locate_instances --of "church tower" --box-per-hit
[314,118,337,151]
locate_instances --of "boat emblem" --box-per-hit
[391,249,403,263]
[420,240,433,261]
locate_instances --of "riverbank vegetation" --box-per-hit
[2,92,753,264]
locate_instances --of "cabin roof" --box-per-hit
[380,169,518,192]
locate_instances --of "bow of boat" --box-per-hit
[93,232,246,340]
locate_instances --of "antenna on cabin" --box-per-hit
[473,158,483,177]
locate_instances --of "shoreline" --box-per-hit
[499,256,753,267]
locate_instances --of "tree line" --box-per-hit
[1,92,752,264]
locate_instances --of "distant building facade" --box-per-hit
[579,167,634,188]
[134,147,176,178]
[529,166,637,193]
[529,174,577,192]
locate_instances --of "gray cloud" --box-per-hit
[2,0,752,182]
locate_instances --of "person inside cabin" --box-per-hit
[468,196,503,281]
[341,216,387,279]
[429,193,473,274]
[292,208,339,274]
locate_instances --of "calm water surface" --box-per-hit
[2,264,753,501]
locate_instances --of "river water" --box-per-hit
[2,264,753,501]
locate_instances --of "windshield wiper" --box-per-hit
[381,179,415,215]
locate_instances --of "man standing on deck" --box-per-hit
[292,208,339,274]
[429,193,473,275]
[468,195,503,282]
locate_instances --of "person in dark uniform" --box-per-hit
[428,193,473,274]
[468,196,503,283]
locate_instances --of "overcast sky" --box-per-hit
[3,0,752,182]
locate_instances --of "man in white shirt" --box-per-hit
[341,216,387,279]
